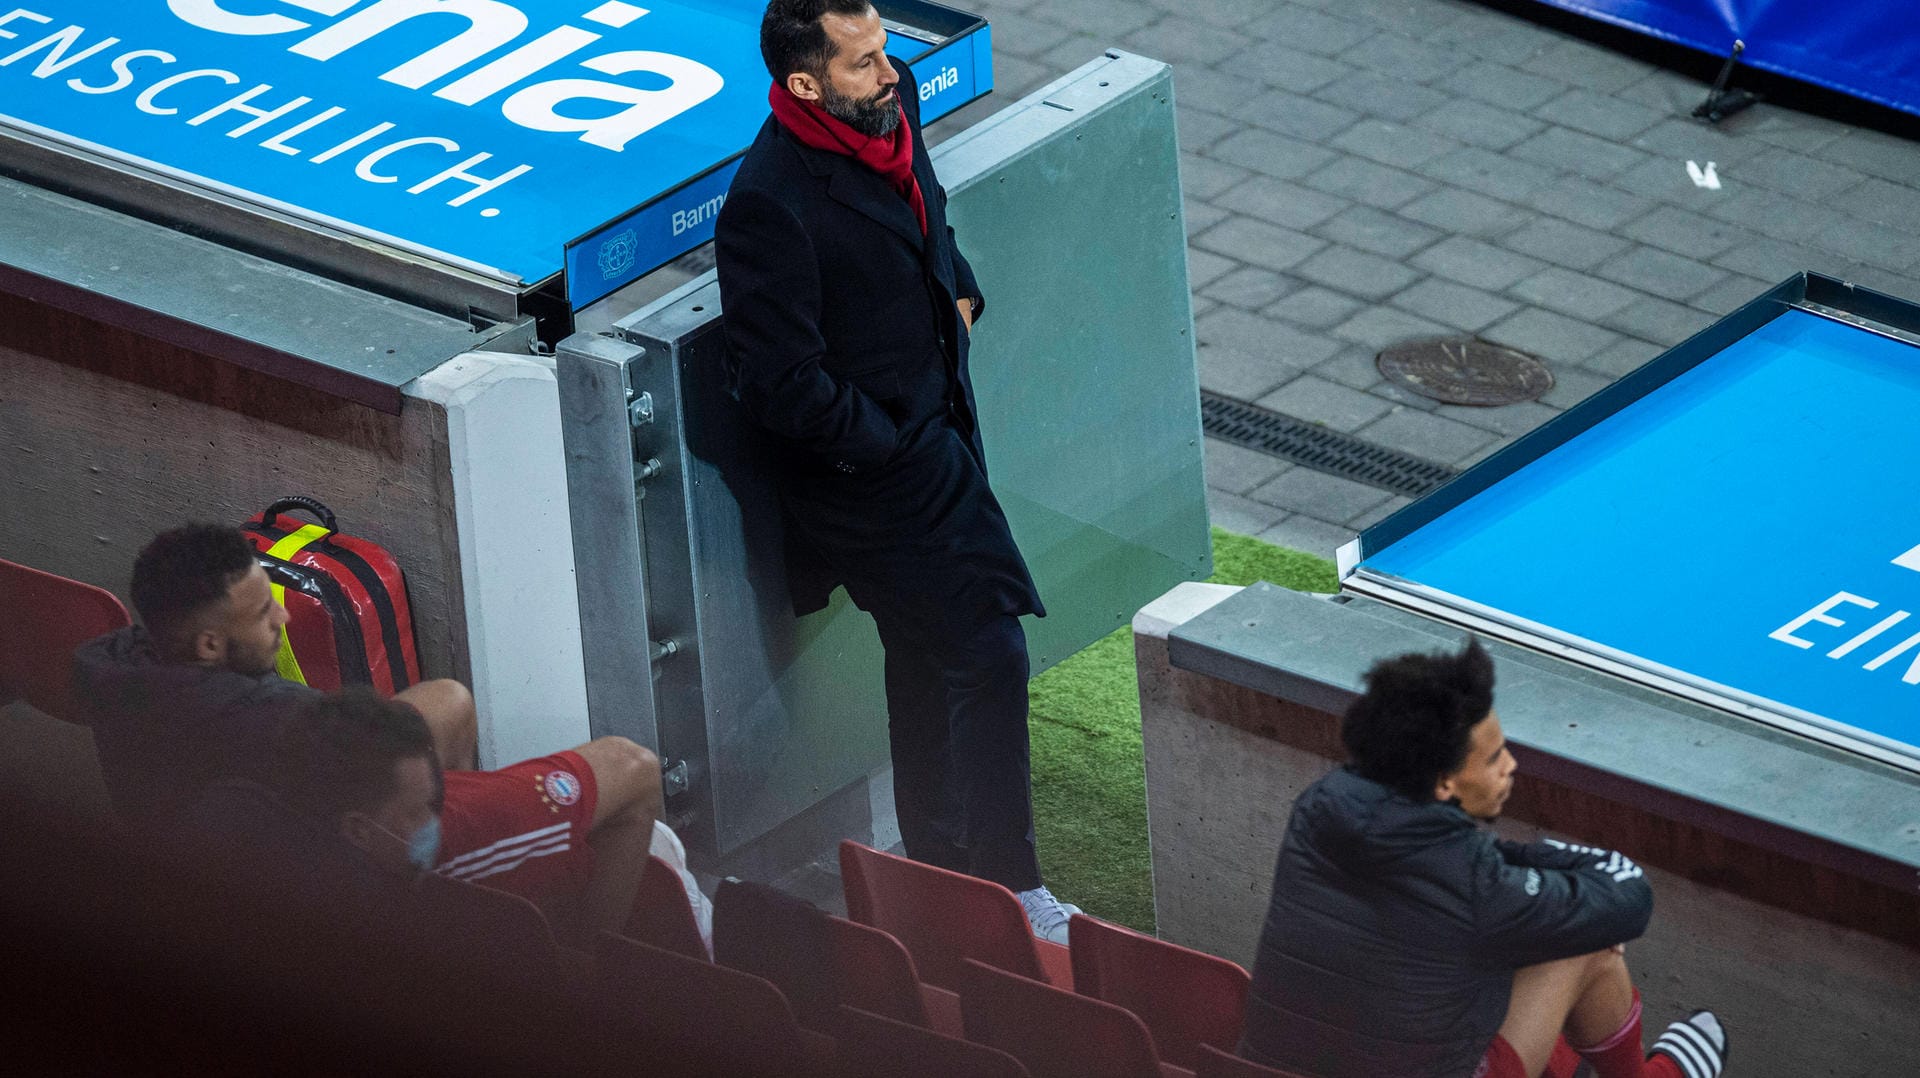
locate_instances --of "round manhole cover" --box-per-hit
[1377,337,1553,406]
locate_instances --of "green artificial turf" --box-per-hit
[1028,527,1337,933]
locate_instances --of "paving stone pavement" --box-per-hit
[927,0,1920,563]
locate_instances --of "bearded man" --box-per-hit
[714,0,1075,939]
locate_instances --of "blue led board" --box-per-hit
[1359,309,1920,760]
[0,1,989,307]
[1522,0,1920,118]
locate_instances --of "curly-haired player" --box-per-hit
[1238,639,1728,1078]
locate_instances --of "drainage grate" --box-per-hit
[1201,391,1459,498]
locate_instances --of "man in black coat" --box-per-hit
[1239,640,1729,1078]
[715,0,1076,939]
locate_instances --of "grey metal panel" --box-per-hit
[611,280,891,853]
[555,334,663,759]
[929,52,1213,667]
[619,301,720,841]
[562,53,1210,855]
[0,176,527,413]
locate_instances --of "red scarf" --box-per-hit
[768,83,926,235]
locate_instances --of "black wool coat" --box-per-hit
[715,60,1043,624]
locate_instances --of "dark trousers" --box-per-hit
[871,606,1041,893]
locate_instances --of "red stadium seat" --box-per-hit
[839,840,1072,992]
[395,872,597,1054]
[593,931,834,1075]
[714,873,964,1036]
[624,853,707,959]
[410,871,569,983]
[828,914,964,1036]
[959,958,1167,1078]
[713,876,842,1030]
[0,557,130,723]
[1192,1043,1310,1078]
[1069,913,1250,1070]
[836,1004,1031,1078]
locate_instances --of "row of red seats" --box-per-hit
[839,839,1282,1076]
[4,557,1232,1073]
[416,828,1288,1075]
[832,842,1581,1078]
[1,557,1577,1078]
[617,843,1583,1078]
[604,838,1304,1078]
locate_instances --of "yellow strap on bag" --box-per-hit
[264,523,332,686]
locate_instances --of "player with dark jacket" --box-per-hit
[1240,639,1728,1078]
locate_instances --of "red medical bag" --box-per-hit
[241,496,421,695]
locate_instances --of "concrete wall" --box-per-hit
[1,296,594,785]
[0,299,466,679]
[413,353,592,767]
[1137,583,1920,1077]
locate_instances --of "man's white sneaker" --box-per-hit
[1016,885,1081,946]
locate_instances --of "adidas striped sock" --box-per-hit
[1649,1011,1727,1078]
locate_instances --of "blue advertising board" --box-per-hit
[0,1,989,307]
[1353,306,1920,766]
[1526,0,1920,117]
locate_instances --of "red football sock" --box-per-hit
[1641,1055,1683,1078]
[1571,989,1675,1078]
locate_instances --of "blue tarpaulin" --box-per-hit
[1529,0,1920,116]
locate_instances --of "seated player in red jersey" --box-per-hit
[75,522,685,943]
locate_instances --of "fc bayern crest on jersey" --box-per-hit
[543,770,583,807]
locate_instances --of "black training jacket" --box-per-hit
[72,626,313,823]
[1240,766,1652,1078]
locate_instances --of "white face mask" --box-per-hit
[368,815,442,871]
[404,816,442,870]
